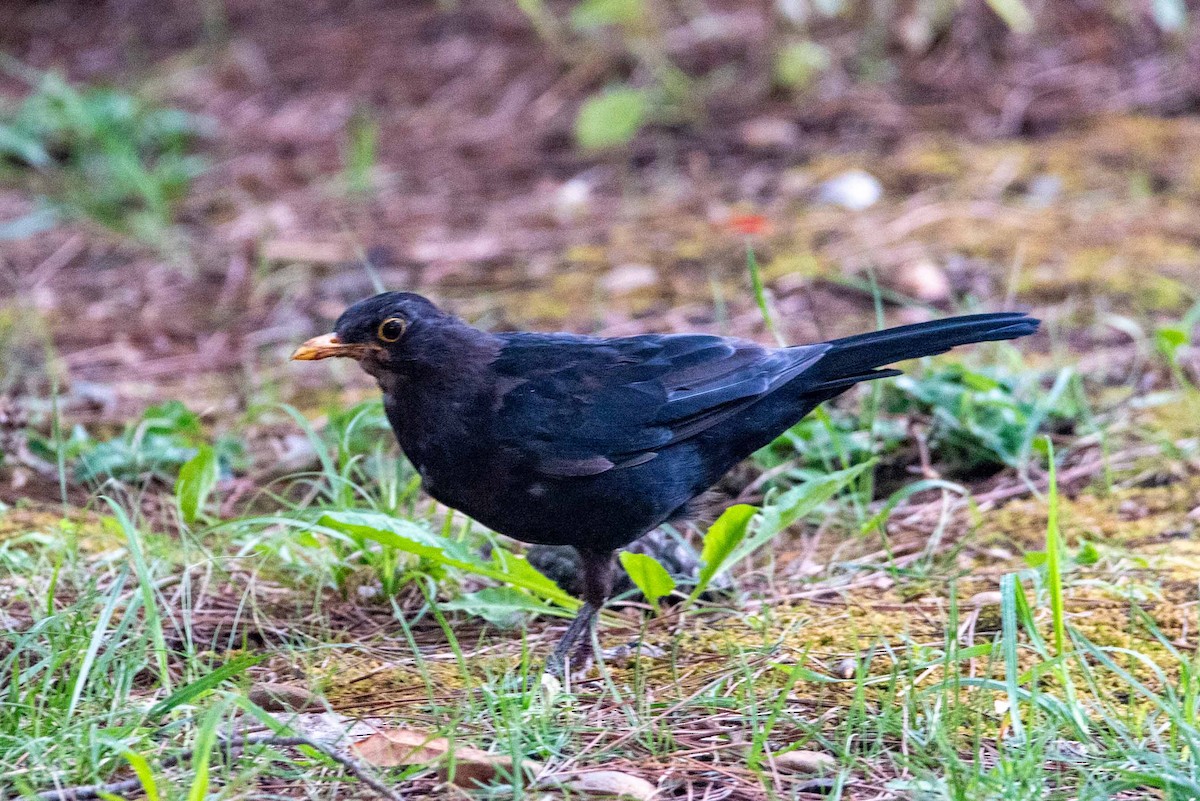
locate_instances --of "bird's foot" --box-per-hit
[543,651,567,680]
[601,641,665,666]
[496,660,579,695]
[543,640,597,683]
[539,642,662,688]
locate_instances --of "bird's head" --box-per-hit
[291,292,454,378]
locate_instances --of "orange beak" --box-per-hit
[291,333,368,361]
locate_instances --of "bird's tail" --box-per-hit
[804,312,1039,393]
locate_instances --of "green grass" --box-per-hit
[6,462,1200,798]
[341,107,380,197]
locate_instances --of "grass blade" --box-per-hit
[747,246,786,346]
[1043,437,1067,656]
[66,571,128,720]
[149,652,265,719]
[1000,572,1026,743]
[121,749,162,801]
[102,497,172,693]
[187,700,226,801]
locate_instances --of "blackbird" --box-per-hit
[293,292,1038,674]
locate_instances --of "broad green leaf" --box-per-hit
[1157,326,1187,358]
[689,504,756,602]
[728,460,874,567]
[575,86,649,151]
[490,550,569,600]
[442,586,557,628]
[1075,540,1100,566]
[960,370,1003,392]
[773,41,830,89]
[319,510,578,609]
[618,551,676,612]
[175,444,218,525]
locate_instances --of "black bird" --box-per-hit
[293,292,1038,674]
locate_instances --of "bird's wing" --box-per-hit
[491,333,829,477]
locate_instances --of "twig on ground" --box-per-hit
[895,443,1169,528]
[34,734,401,801]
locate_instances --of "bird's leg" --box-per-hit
[544,602,597,678]
[572,549,615,664]
[544,549,614,677]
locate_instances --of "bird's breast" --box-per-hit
[380,387,692,550]
[383,394,507,515]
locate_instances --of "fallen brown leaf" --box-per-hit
[558,770,658,799]
[352,727,536,787]
[247,682,323,712]
[772,749,836,774]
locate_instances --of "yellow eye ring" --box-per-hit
[377,317,407,343]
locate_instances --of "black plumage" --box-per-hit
[293,292,1039,673]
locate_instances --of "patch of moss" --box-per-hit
[0,504,117,553]
[764,251,826,283]
[985,476,1200,554]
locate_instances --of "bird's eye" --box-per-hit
[377,317,407,343]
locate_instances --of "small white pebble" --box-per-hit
[602,264,659,295]
[817,169,882,211]
[1025,173,1063,208]
[554,177,592,221]
[896,260,951,303]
